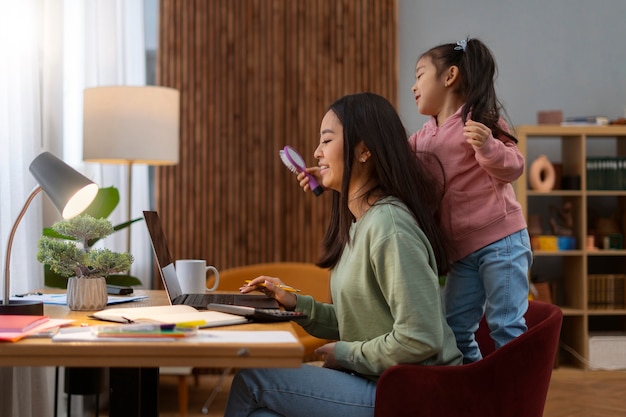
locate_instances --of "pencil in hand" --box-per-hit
[244,280,301,293]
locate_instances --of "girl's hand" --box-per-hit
[314,342,343,370]
[463,119,491,148]
[239,276,297,310]
[296,167,322,192]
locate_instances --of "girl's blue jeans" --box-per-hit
[224,364,376,417]
[443,229,532,363]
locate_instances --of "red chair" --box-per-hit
[374,300,563,417]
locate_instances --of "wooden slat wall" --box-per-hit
[155,0,397,283]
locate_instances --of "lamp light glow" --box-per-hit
[62,184,99,219]
[1,152,99,315]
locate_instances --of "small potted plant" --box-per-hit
[37,214,134,311]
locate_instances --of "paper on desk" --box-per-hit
[192,330,299,344]
[0,318,75,342]
[52,328,298,344]
[52,327,181,342]
[12,293,148,305]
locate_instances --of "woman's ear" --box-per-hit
[444,65,460,87]
[359,148,371,163]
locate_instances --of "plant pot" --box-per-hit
[66,276,108,311]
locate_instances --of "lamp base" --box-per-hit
[0,300,44,316]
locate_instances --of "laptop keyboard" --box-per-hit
[182,293,235,307]
[174,293,279,309]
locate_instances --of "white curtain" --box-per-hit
[59,0,152,285]
[0,0,152,415]
[0,0,152,303]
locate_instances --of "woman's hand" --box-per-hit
[297,167,322,192]
[463,119,491,148]
[239,276,298,310]
[314,342,343,370]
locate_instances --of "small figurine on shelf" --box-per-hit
[527,215,543,237]
[550,202,574,236]
[586,235,599,251]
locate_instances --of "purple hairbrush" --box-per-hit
[279,145,324,196]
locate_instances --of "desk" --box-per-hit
[0,290,303,416]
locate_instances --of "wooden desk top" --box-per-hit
[0,290,303,368]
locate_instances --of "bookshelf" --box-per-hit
[515,125,626,369]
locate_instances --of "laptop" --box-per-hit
[143,210,279,310]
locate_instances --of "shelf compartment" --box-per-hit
[559,315,587,369]
[531,256,584,310]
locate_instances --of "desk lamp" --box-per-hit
[83,86,180,251]
[1,152,99,315]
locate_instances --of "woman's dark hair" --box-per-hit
[317,92,450,274]
[420,37,517,143]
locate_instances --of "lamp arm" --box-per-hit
[2,186,42,305]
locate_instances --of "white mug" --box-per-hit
[175,259,220,293]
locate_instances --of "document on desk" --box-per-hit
[52,327,299,344]
[193,330,299,344]
[12,293,148,305]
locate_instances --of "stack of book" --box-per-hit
[588,274,626,309]
[0,315,50,342]
[586,157,626,190]
[562,116,609,126]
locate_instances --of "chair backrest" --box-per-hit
[216,262,331,302]
[374,301,563,417]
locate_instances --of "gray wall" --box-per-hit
[398,0,626,134]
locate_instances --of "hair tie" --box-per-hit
[454,39,467,52]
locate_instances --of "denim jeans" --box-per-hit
[224,364,376,417]
[443,229,532,363]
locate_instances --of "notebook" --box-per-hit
[143,210,279,310]
[91,304,248,328]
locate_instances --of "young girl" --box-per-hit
[225,93,462,416]
[410,38,532,363]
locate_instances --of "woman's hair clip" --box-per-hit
[454,39,467,52]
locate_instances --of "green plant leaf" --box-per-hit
[82,186,120,219]
[44,264,71,289]
[44,264,143,288]
[42,227,75,240]
[113,217,144,232]
[105,274,143,286]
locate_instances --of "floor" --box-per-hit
[154,367,626,417]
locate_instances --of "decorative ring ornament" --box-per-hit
[529,155,556,192]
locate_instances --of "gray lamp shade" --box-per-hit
[29,152,99,218]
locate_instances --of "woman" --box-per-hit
[224,92,462,417]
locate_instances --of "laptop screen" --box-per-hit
[143,210,183,303]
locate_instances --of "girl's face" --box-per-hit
[314,110,344,192]
[411,56,446,117]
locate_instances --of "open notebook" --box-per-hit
[91,304,248,327]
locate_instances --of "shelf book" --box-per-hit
[586,157,626,190]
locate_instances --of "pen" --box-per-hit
[115,323,177,332]
[244,280,300,293]
[174,320,206,328]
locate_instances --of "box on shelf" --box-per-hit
[530,235,576,251]
[589,333,626,370]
